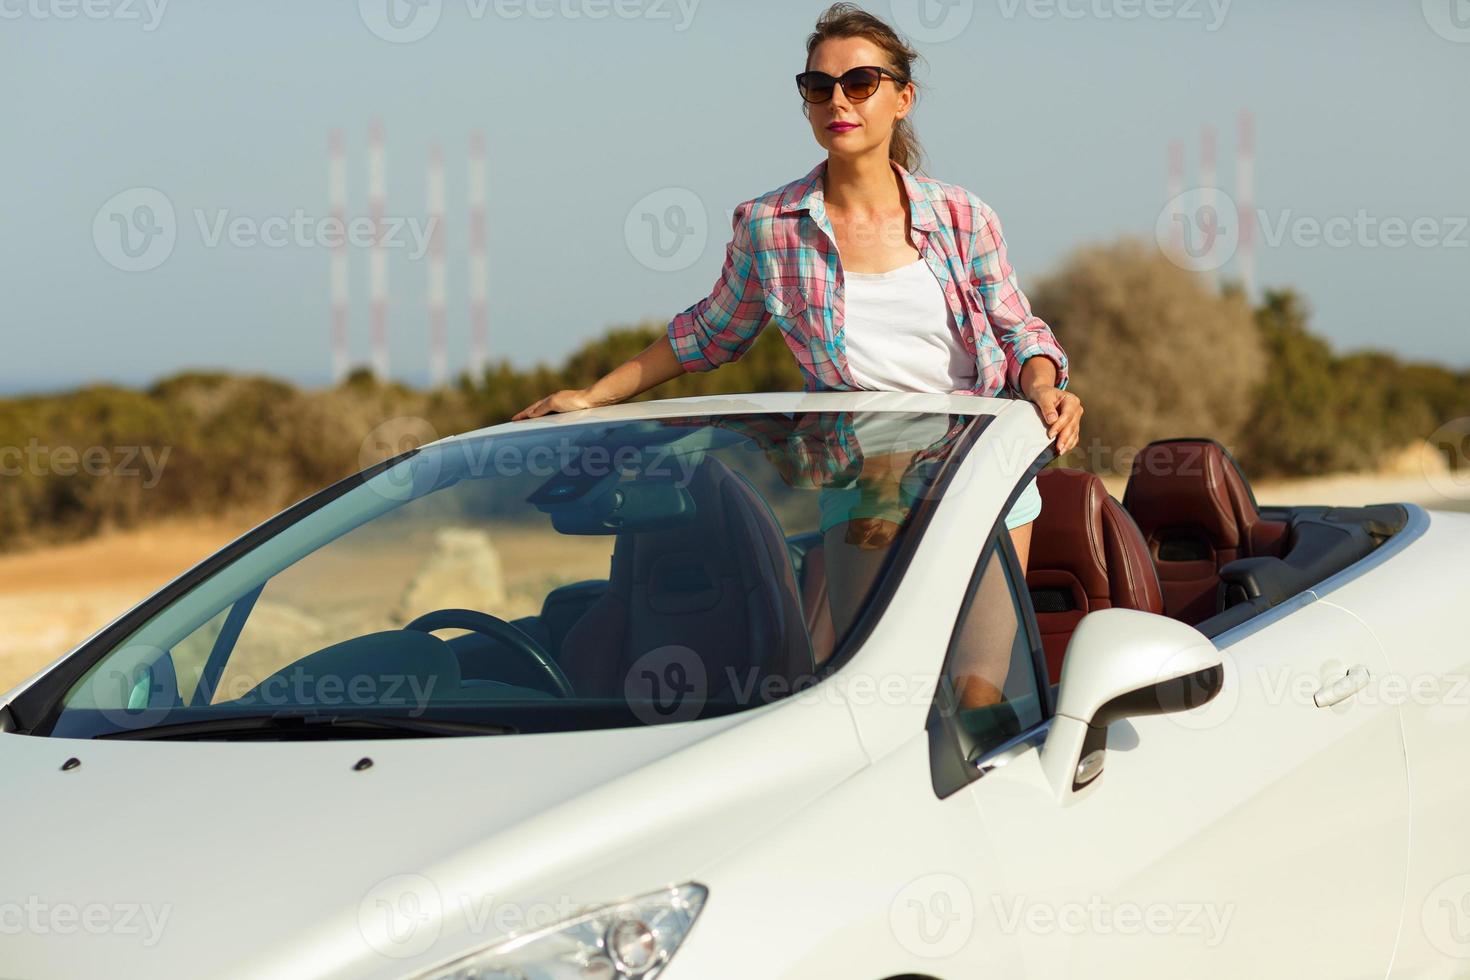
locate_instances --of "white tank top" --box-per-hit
[840,256,978,392]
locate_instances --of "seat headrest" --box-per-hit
[1122,439,1260,549]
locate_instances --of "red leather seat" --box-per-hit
[1027,468,1165,683]
[1122,439,1288,625]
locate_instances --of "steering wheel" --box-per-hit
[402,608,575,698]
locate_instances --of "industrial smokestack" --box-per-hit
[427,144,448,389]
[368,118,390,382]
[468,130,489,382]
[328,129,350,384]
[1200,124,1218,288]
[1236,110,1256,300]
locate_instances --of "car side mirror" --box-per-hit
[1039,608,1223,803]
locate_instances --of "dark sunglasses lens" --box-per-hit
[798,73,836,103]
[842,68,882,100]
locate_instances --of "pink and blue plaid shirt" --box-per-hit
[667,157,1069,399]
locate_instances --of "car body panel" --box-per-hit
[452,391,1016,435]
[3,393,1463,979]
[1292,509,1470,974]
[663,733,1030,978]
[829,397,1049,764]
[0,690,866,980]
[966,596,1409,977]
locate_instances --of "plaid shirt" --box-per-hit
[667,157,1069,399]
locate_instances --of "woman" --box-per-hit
[515,4,1083,654]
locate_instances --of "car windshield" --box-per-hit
[42,410,986,739]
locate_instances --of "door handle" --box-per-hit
[1314,666,1371,708]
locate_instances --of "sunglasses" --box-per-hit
[794,65,907,105]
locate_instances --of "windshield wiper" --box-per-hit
[94,712,518,741]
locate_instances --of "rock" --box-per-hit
[1378,440,1451,478]
[395,527,509,624]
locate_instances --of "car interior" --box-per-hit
[479,438,1410,693]
[29,431,1414,740]
[1023,438,1410,683]
[449,451,818,705]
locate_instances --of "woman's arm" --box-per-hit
[966,195,1083,456]
[512,334,684,420]
[967,196,1070,396]
[513,201,766,421]
[1019,354,1082,456]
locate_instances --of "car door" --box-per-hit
[935,551,1411,977]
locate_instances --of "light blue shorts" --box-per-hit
[814,413,1043,535]
[1004,475,1043,530]
[818,473,1043,535]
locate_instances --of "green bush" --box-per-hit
[0,319,805,553]
[1235,290,1465,477]
[5,273,1465,552]
[1028,238,1266,474]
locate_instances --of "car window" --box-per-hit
[203,504,619,704]
[41,411,991,739]
[935,540,1049,769]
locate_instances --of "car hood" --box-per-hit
[0,699,865,980]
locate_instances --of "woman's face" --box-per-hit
[803,36,913,161]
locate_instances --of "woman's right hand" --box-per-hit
[512,388,597,421]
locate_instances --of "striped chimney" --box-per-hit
[368,118,390,382]
[468,130,489,382]
[1237,109,1256,300]
[427,144,448,389]
[329,129,350,383]
[1200,124,1219,286]
[1167,140,1185,259]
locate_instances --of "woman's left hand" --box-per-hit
[1026,385,1084,456]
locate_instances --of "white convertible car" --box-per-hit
[1,391,1464,979]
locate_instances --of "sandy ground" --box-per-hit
[3,470,1467,695]
[0,514,270,695]
[0,512,616,696]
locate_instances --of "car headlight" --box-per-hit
[411,883,707,980]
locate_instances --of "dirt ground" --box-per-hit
[0,515,270,695]
[3,470,1467,695]
[0,511,617,695]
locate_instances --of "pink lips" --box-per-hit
[827,122,859,133]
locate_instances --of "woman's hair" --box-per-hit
[805,2,926,174]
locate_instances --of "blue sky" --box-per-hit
[2,0,1467,393]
